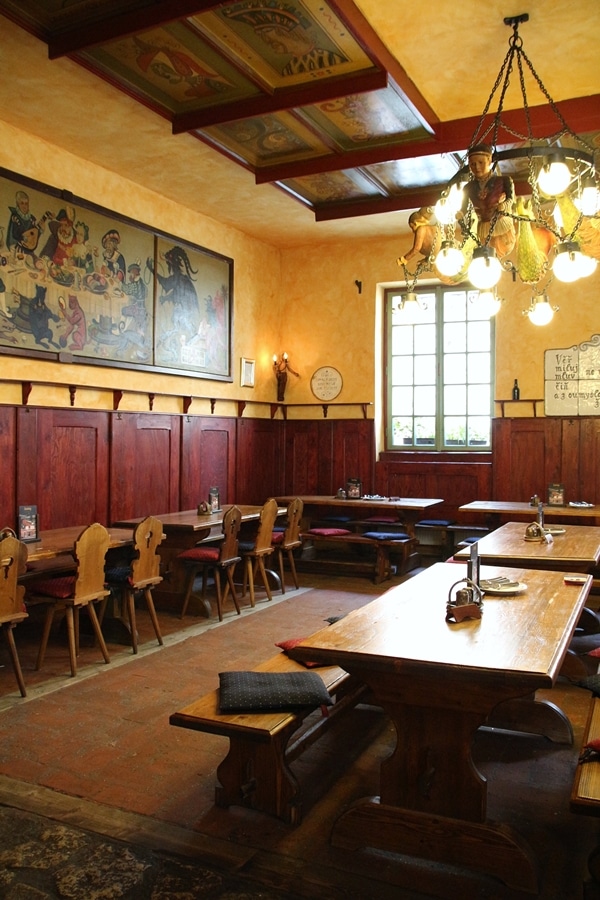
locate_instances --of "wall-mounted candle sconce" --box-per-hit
[273,352,299,402]
[354,279,362,294]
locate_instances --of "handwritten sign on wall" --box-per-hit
[545,334,600,415]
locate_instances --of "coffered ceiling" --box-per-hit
[0,0,599,247]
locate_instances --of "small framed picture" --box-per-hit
[240,357,255,388]
[547,483,565,506]
[18,505,40,542]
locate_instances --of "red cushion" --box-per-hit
[271,532,285,544]
[307,528,351,536]
[275,637,320,668]
[29,576,76,599]
[588,647,600,658]
[178,547,220,562]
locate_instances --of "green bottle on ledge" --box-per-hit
[512,379,520,400]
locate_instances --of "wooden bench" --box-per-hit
[170,651,367,826]
[571,695,600,883]
[301,530,417,584]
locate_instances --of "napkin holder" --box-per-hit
[446,578,483,623]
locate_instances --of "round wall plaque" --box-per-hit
[310,366,343,401]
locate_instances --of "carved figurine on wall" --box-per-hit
[273,353,299,402]
[460,143,516,259]
[397,206,441,268]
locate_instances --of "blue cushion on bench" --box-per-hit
[362,532,410,540]
[416,519,456,527]
[218,670,333,711]
[362,515,400,523]
[320,516,353,523]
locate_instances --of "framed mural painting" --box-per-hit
[0,167,233,381]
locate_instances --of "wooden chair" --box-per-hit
[240,498,279,606]
[0,533,29,697]
[271,497,303,593]
[105,516,164,654]
[26,522,111,677]
[177,506,242,621]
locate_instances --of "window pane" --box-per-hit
[414,385,436,415]
[391,385,413,415]
[414,324,436,354]
[444,383,466,414]
[467,352,490,382]
[444,353,466,384]
[468,321,490,350]
[391,324,413,355]
[468,384,491,414]
[414,354,436,384]
[415,417,435,445]
[444,416,466,446]
[391,356,414,384]
[444,322,466,352]
[468,417,491,445]
[443,291,467,321]
[391,417,413,446]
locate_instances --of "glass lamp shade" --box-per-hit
[395,292,423,324]
[468,247,502,289]
[552,241,587,283]
[476,290,502,317]
[434,184,463,225]
[527,296,555,326]
[578,181,600,217]
[435,241,464,277]
[537,156,572,196]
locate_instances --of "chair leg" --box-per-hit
[180,565,199,619]
[225,566,241,616]
[256,557,273,601]
[214,568,224,621]
[276,547,286,594]
[2,623,26,697]
[143,588,163,646]
[125,588,138,654]
[65,605,78,677]
[36,604,56,671]
[245,558,256,607]
[286,547,299,590]
[87,601,110,665]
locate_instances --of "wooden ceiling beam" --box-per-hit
[313,180,536,221]
[172,69,388,132]
[47,1,223,58]
[255,94,600,184]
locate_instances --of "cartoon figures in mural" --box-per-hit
[0,182,227,374]
[58,293,87,351]
[147,245,201,359]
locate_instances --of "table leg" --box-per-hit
[485,694,573,744]
[334,667,539,892]
[331,800,538,893]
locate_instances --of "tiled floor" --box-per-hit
[1,568,600,898]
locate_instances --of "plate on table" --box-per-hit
[480,580,527,596]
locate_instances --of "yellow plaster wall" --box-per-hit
[0,119,598,420]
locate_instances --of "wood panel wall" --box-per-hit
[2,404,597,532]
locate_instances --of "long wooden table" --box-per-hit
[288,562,591,893]
[277,495,444,536]
[112,506,284,615]
[23,525,134,563]
[454,520,600,573]
[461,499,600,529]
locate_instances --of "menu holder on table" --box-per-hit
[18,505,40,543]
